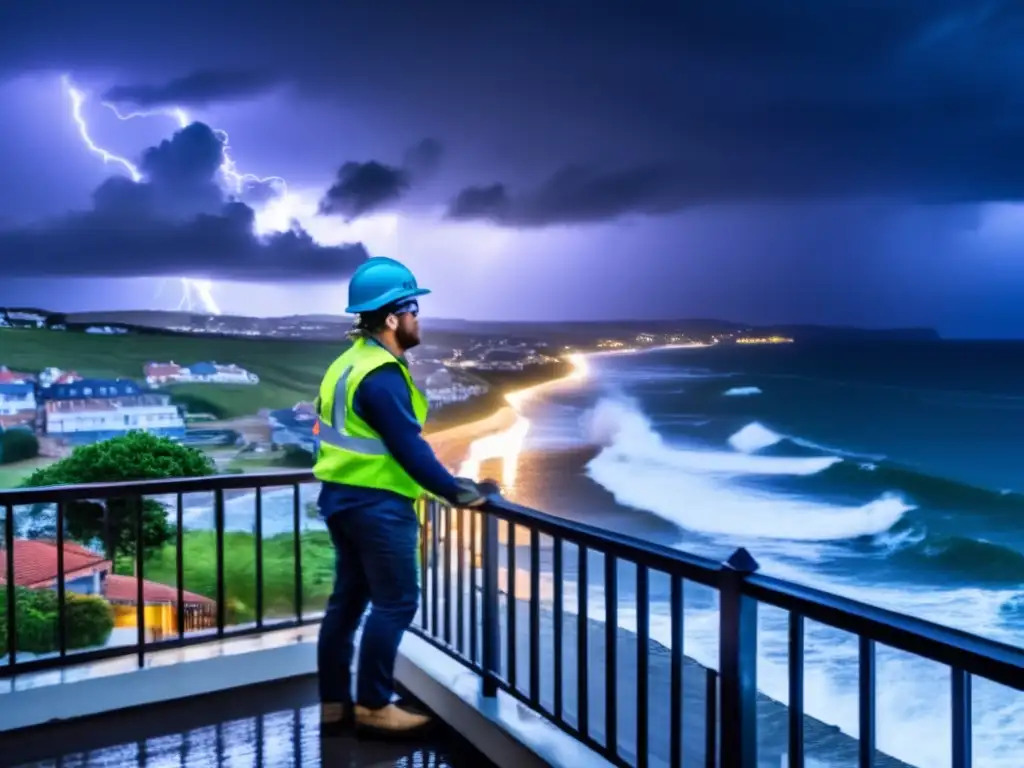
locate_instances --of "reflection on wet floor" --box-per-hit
[4,677,485,768]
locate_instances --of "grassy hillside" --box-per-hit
[0,328,344,417]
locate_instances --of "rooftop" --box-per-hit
[0,539,108,588]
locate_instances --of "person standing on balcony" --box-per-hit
[314,256,488,740]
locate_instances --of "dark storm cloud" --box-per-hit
[0,121,367,280]
[4,1,1024,220]
[318,161,410,220]
[318,138,443,220]
[447,165,686,227]
[102,70,281,108]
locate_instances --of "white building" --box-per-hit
[144,361,260,386]
[45,400,185,436]
[41,379,186,443]
[38,367,82,388]
[423,368,488,407]
[0,383,36,416]
[85,326,128,335]
[6,311,46,328]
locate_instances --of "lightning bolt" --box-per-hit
[62,75,292,316]
[101,100,288,199]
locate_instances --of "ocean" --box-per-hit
[507,341,1024,768]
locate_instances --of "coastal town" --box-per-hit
[0,335,567,474]
[0,308,802,483]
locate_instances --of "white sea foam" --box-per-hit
[583,399,897,541]
[724,385,763,396]
[728,420,784,452]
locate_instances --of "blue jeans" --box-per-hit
[317,484,420,709]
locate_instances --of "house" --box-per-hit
[40,378,186,444]
[0,539,215,640]
[421,368,489,408]
[0,366,34,384]
[0,382,38,431]
[38,367,81,388]
[144,362,189,386]
[145,361,260,386]
[5,310,46,328]
[187,362,260,384]
[84,325,128,335]
[268,403,316,453]
[0,382,36,415]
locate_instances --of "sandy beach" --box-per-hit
[426,403,518,468]
[425,352,588,474]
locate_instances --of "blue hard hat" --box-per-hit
[345,257,431,314]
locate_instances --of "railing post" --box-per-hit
[134,496,145,668]
[4,503,16,670]
[481,510,500,697]
[718,547,760,768]
[215,489,226,635]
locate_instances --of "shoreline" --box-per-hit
[444,342,703,479]
[427,353,590,473]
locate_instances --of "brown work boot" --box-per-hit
[320,701,353,737]
[353,702,434,740]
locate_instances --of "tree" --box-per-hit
[0,428,39,465]
[21,431,215,563]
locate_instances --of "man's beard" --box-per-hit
[396,326,420,351]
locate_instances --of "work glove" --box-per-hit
[450,476,490,507]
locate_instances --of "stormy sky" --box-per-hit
[1,1,1024,335]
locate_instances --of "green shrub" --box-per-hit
[0,586,114,657]
[0,428,39,465]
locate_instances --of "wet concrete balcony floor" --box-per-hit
[3,676,489,767]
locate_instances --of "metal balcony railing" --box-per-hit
[2,471,1022,768]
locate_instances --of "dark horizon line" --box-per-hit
[7,304,1024,341]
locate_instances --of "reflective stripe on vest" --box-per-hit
[314,366,389,456]
[312,338,430,499]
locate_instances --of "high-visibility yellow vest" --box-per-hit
[312,337,430,501]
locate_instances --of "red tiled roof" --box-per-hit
[0,539,110,588]
[104,574,214,606]
[145,364,182,377]
[0,539,214,607]
[0,369,33,383]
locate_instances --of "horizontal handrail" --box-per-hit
[0,470,317,505]
[743,574,1024,687]
[3,470,1023,767]
[3,470,1021,690]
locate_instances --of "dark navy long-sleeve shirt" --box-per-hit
[320,350,463,515]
